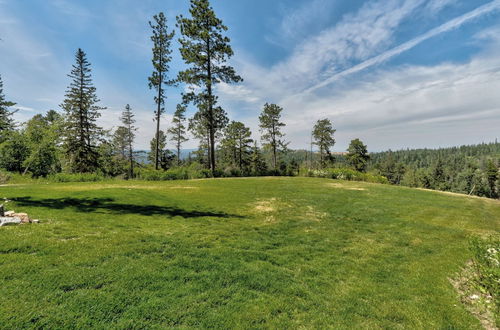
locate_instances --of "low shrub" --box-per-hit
[0,170,11,184]
[48,173,107,182]
[469,236,500,306]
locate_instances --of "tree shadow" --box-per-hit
[12,196,243,219]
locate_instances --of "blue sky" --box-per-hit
[1,0,500,151]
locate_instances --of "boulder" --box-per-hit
[13,213,30,223]
[0,217,22,226]
[4,211,15,217]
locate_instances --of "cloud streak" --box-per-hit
[304,0,500,94]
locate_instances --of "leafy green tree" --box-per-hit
[61,48,105,173]
[346,138,369,172]
[0,131,29,173]
[120,104,137,178]
[312,119,336,167]
[149,12,175,170]
[23,112,62,177]
[0,74,16,142]
[177,0,242,174]
[259,103,288,171]
[486,160,498,198]
[220,121,253,171]
[97,141,125,177]
[167,104,188,166]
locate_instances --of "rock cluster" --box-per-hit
[0,204,39,226]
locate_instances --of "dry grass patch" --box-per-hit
[450,261,498,330]
[325,182,367,191]
[304,205,327,222]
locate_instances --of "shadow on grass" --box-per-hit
[12,196,243,219]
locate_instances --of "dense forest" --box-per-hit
[0,0,498,200]
[366,143,500,198]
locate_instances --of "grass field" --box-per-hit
[0,177,498,328]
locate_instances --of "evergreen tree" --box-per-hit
[250,142,267,176]
[61,48,105,173]
[167,104,188,166]
[312,119,336,167]
[177,0,242,174]
[120,104,137,178]
[346,138,369,172]
[0,74,16,142]
[112,126,128,159]
[259,103,288,171]
[486,159,498,198]
[149,12,175,170]
[220,121,253,171]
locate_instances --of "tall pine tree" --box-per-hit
[0,74,16,142]
[312,118,336,167]
[120,104,137,178]
[177,0,242,175]
[167,104,188,166]
[259,103,288,171]
[149,12,175,170]
[221,121,253,171]
[61,48,105,173]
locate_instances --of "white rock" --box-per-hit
[470,294,480,300]
[0,217,21,226]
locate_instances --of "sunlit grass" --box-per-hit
[0,177,498,328]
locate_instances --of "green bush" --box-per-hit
[470,236,500,305]
[0,170,11,184]
[48,173,107,182]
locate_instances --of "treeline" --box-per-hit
[367,143,500,198]
[0,0,498,200]
[0,0,357,182]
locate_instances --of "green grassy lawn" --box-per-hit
[0,177,498,328]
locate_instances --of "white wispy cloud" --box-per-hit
[304,0,500,94]
[217,1,500,150]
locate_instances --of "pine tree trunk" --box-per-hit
[206,35,216,176]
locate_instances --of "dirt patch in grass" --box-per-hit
[304,206,327,222]
[450,261,498,330]
[325,183,367,191]
[253,198,278,213]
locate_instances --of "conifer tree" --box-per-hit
[221,121,253,170]
[167,104,188,166]
[0,74,16,142]
[346,138,369,172]
[61,48,105,173]
[177,0,242,174]
[486,159,498,198]
[259,103,288,171]
[120,104,137,178]
[149,12,175,170]
[312,119,336,167]
[250,142,268,176]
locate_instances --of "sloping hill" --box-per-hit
[0,177,498,328]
